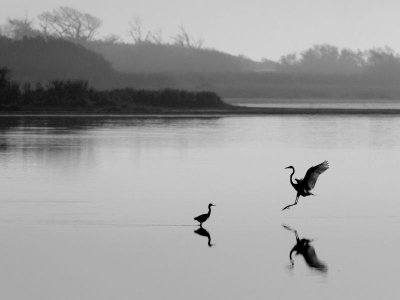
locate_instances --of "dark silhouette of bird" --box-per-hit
[194,203,215,227]
[194,227,214,247]
[282,161,329,210]
[283,224,327,272]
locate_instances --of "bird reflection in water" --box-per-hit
[282,224,327,272]
[194,227,214,247]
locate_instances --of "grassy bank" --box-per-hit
[0,67,229,112]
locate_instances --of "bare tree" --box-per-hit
[148,28,163,44]
[128,16,164,44]
[172,25,203,49]
[128,16,147,43]
[38,7,102,42]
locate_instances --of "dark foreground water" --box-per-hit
[0,115,399,299]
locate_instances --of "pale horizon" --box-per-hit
[1,0,400,61]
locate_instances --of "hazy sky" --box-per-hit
[1,0,400,61]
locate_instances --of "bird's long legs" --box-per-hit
[282,195,299,211]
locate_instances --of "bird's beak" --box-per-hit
[284,166,290,169]
[212,204,216,206]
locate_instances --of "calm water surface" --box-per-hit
[0,115,399,299]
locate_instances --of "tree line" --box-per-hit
[1,36,400,99]
[0,7,204,48]
[278,44,400,78]
[3,7,400,99]
[2,7,400,75]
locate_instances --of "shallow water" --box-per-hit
[0,115,399,299]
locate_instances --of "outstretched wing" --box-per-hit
[302,161,329,191]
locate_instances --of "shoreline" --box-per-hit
[1,106,400,116]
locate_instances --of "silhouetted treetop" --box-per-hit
[278,44,365,74]
[278,44,400,78]
[1,17,42,40]
[38,7,102,42]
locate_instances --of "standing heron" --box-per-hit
[282,161,329,211]
[194,203,215,227]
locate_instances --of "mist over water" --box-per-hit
[0,115,399,299]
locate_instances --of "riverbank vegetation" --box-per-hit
[0,67,228,112]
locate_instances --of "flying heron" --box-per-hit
[194,203,215,227]
[282,161,329,210]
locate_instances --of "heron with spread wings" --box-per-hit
[282,161,329,211]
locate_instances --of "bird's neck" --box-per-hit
[289,168,296,188]
[208,206,212,216]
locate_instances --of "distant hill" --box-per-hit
[3,37,399,99]
[0,36,117,88]
[0,37,277,91]
[84,42,277,74]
